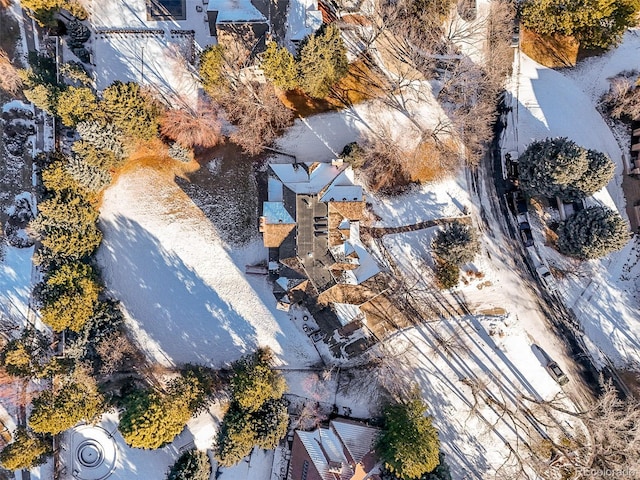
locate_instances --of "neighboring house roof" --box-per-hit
[332,302,363,326]
[207,0,266,22]
[286,0,323,42]
[275,277,307,292]
[293,420,380,480]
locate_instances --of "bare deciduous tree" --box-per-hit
[219,82,293,155]
[0,48,22,95]
[159,99,224,149]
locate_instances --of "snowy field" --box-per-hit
[96,166,320,368]
[0,245,33,325]
[503,34,640,368]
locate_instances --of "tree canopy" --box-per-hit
[377,396,441,480]
[431,221,479,266]
[29,374,105,434]
[0,428,51,471]
[38,262,101,332]
[198,45,228,98]
[101,81,161,141]
[56,86,98,127]
[297,25,349,98]
[214,348,289,467]
[557,206,629,259]
[167,450,211,480]
[260,42,299,90]
[518,138,614,201]
[520,0,640,50]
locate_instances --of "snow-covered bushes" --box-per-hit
[167,450,211,480]
[557,206,630,260]
[601,71,640,123]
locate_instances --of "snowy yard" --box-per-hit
[96,166,320,368]
[502,33,640,368]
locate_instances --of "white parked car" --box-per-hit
[536,266,558,292]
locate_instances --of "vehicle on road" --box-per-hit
[505,150,519,180]
[536,265,558,292]
[546,361,569,386]
[518,221,534,247]
[507,189,527,216]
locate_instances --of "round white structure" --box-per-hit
[70,425,117,480]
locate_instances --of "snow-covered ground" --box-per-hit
[502,35,640,368]
[0,245,34,326]
[87,0,216,105]
[96,166,320,368]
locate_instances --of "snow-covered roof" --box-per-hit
[271,162,346,195]
[207,0,267,23]
[320,185,363,203]
[338,242,380,285]
[286,0,323,42]
[333,303,363,326]
[296,428,352,480]
[331,419,380,465]
[268,177,284,202]
[263,202,295,224]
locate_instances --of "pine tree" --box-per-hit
[38,262,101,332]
[377,396,441,480]
[55,86,98,127]
[231,348,286,413]
[519,138,614,201]
[253,398,289,450]
[75,122,127,160]
[118,388,194,449]
[29,374,105,435]
[0,428,51,471]
[520,0,640,50]
[431,221,479,266]
[23,84,58,114]
[167,450,211,480]
[198,45,228,98]
[214,403,256,467]
[260,42,299,90]
[298,25,348,98]
[101,81,161,141]
[557,206,630,260]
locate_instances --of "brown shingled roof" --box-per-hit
[260,220,296,247]
[328,201,363,221]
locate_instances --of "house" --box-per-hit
[285,0,323,47]
[260,160,381,307]
[289,419,381,480]
[205,0,268,54]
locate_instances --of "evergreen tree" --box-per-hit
[434,262,460,290]
[519,138,614,201]
[29,375,105,434]
[557,206,629,260]
[198,45,228,98]
[214,403,256,467]
[55,86,98,127]
[260,42,299,90]
[298,25,348,98]
[75,122,127,160]
[101,81,161,141]
[431,221,479,266]
[0,428,51,471]
[520,0,640,50]
[377,396,441,480]
[167,450,211,480]
[118,387,194,449]
[253,398,289,450]
[23,84,58,114]
[0,329,44,378]
[231,348,286,413]
[39,262,101,332]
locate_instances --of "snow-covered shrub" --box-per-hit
[65,155,111,193]
[431,220,479,266]
[601,71,640,123]
[557,206,630,259]
[519,138,614,201]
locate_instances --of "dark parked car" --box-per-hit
[508,190,528,216]
[518,222,534,247]
[546,361,569,386]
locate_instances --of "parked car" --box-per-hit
[546,361,569,386]
[507,190,527,216]
[536,265,558,292]
[518,221,534,247]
